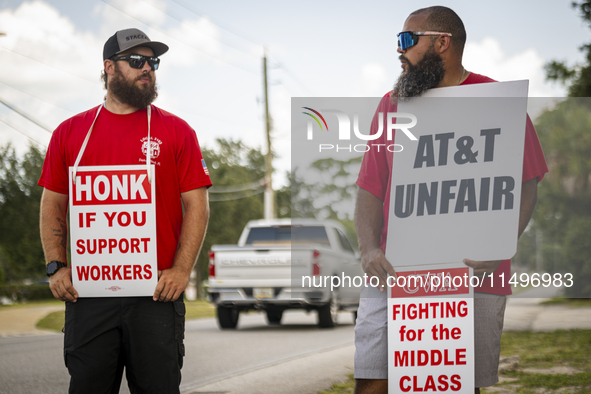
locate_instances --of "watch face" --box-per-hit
[46,262,58,275]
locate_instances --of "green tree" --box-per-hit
[0,144,45,282]
[539,1,591,296]
[196,139,267,295]
[546,1,591,97]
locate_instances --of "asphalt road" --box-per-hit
[0,310,357,394]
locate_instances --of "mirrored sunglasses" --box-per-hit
[111,54,160,71]
[397,31,452,50]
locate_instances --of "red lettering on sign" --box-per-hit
[112,265,122,280]
[131,239,140,253]
[118,211,131,226]
[437,375,449,391]
[393,301,470,321]
[133,264,142,280]
[75,265,153,281]
[123,265,132,280]
[77,266,90,280]
[400,375,460,392]
[75,238,151,255]
[400,376,411,392]
[143,264,152,280]
[102,265,111,280]
[104,211,117,227]
[90,266,100,280]
[450,375,461,391]
[393,349,466,366]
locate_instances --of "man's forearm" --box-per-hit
[40,189,69,263]
[172,188,210,275]
[517,177,538,238]
[355,187,384,255]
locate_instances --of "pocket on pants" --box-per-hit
[173,299,186,341]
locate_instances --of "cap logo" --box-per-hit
[126,34,147,41]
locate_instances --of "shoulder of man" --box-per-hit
[150,105,194,133]
[462,72,497,85]
[52,105,102,136]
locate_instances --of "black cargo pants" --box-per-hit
[63,295,186,394]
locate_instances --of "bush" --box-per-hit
[0,284,53,302]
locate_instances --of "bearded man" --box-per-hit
[353,7,548,394]
[38,29,211,393]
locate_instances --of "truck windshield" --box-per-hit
[245,226,330,246]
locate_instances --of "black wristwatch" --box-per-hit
[46,261,67,277]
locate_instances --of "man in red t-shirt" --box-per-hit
[38,28,211,393]
[353,7,548,394]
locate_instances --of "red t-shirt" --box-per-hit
[356,72,549,294]
[38,105,212,270]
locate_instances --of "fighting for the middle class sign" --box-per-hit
[68,165,158,297]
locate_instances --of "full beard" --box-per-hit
[109,64,158,109]
[393,47,445,100]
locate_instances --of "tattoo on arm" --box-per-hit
[52,217,67,249]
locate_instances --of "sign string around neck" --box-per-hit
[72,103,153,184]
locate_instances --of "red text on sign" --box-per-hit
[394,349,467,367]
[76,264,153,281]
[392,301,468,320]
[76,238,150,254]
[399,374,461,392]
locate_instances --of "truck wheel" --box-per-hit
[265,308,284,325]
[318,290,339,328]
[217,306,239,329]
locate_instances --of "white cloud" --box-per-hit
[356,62,390,96]
[463,37,566,97]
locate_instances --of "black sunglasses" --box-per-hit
[111,54,160,71]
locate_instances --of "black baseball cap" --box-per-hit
[103,28,169,60]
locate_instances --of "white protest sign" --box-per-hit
[388,265,474,394]
[386,80,529,267]
[68,165,158,297]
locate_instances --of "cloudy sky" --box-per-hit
[0,0,587,186]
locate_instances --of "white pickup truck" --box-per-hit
[208,219,363,329]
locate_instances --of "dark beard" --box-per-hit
[109,63,158,109]
[393,47,445,100]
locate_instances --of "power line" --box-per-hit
[170,0,263,50]
[102,0,259,75]
[169,0,313,96]
[0,80,77,116]
[209,179,265,193]
[0,46,101,86]
[0,97,52,132]
[209,188,263,202]
[0,117,47,147]
[143,0,261,61]
[268,56,314,96]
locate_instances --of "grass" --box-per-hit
[318,373,354,394]
[318,330,591,394]
[540,297,591,307]
[34,299,216,332]
[0,299,63,309]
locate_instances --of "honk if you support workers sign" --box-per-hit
[69,165,158,297]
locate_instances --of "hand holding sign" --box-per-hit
[362,247,397,292]
[153,266,190,302]
[462,259,502,277]
[49,267,79,302]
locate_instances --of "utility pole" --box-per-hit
[263,50,274,220]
